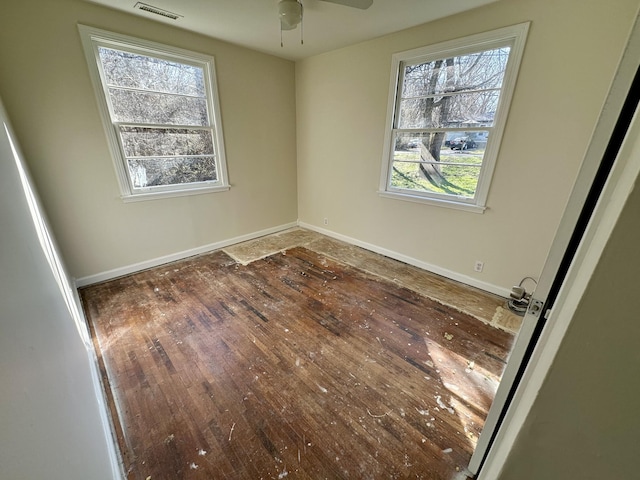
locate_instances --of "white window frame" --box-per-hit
[78,25,229,202]
[379,23,529,213]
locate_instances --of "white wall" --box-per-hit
[0,98,118,479]
[0,0,298,281]
[296,0,640,292]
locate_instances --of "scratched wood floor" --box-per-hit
[81,246,513,480]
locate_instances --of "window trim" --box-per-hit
[379,23,530,211]
[78,25,229,200]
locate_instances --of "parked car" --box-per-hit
[449,137,477,150]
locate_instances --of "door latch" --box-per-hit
[527,298,544,318]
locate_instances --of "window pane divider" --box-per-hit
[126,154,216,160]
[115,122,212,130]
[393,160,482,167]
[393,127,494,134]
[107,83,205,99]
[401,87,501,101]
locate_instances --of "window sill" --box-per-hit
[378,190,487,213]
[121,185,230,203]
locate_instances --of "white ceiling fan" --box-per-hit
[279,0,373,42]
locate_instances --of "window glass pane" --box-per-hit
[98,47,205,97]
[128,157,217,188]
[391,131,488,198]
[119,127,214,158]
[401,47,510,98]
[397,91,500,129]
[109,88,208,125]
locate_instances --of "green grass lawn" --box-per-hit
[390,148,483,197]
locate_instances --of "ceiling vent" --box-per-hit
[134,2,182,20]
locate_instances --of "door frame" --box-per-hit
[474,11,640,478]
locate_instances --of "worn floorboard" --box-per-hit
[81,246,513,479]
[223,228,522,333]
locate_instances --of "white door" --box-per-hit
[468,14,640,476]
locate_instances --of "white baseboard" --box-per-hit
[298,221,510,298]
[87,341,126,480]
[76,220,508,297]
[71,279,125,479]
[75,222,298,287]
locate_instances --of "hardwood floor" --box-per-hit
[223,228,522,333]
[81,243,514,479]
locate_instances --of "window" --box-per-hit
[79,26,228,200]
[380,23,529,212]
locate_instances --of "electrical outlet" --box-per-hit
[474,260,484,272]
[323,218,328,225]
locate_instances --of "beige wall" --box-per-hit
[1,0,637,290]
[296,0,639,291]
[0,0,298,280]
[498,122,640,479]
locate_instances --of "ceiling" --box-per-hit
[84,0,498,61]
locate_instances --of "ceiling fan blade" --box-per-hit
[318,0,373,10]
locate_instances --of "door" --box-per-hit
[468,14,640,476]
